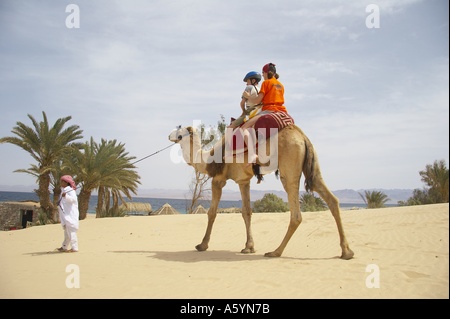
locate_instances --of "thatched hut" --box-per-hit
[191,204,208,214]
[120,202,152,216]
[150,203,180,215]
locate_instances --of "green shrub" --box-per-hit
[252,193,289,213]
[300,192,328,212]
[97,206,127,218]
[359,190,390,209]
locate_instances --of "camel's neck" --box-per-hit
[189,149,209,175]
[180,137,209,175]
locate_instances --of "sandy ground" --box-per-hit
[0,203,448,300]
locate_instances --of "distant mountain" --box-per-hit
[0,184,38,193]
[1,184,414,204]
[327,189,413,204]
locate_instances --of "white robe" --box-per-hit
[58,185,79,230]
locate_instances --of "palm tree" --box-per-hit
[0,112,83,222]
[65,137,140,219]
[419,159,449,203]
[359,190,390,209]
[20,156,79,219]
[398,160,449,206]
[300,192,328,212]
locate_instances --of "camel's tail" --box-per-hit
[295,126,315,192]
[303,140,315,192]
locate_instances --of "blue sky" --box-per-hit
[0,0,448,196]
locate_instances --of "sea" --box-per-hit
[0,191,244,214]
[0,190,370,214]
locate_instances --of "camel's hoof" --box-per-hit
[240,248,255,254]
[341,249,354,260]
[195,244,208,252]
[264,251,281,258]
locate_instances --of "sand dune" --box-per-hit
[0,203,448,299]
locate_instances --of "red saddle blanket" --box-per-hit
[227,112,295,154]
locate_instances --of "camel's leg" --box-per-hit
[265,174,302,257]
[238,182,255,253]
[313,175,354,260]
[195,178,226,252]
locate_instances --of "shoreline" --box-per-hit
[0,188,412,205]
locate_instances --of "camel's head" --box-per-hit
[168,126,194,143]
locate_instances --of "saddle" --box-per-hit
[226,112,295,183]
[228,111,295,154]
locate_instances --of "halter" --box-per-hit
[176,126,192,141]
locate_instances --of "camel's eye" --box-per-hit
[178,135,182,140]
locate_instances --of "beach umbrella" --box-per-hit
[150,203,180,215]
[191,204,208,214]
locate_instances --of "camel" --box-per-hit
[168,124,354,259]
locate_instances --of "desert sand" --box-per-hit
[0,203,448,300]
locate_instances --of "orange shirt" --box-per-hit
[259,77,287,113]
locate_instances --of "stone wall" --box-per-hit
[0,202,38,231]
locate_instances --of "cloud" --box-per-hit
[0,0,448,196]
